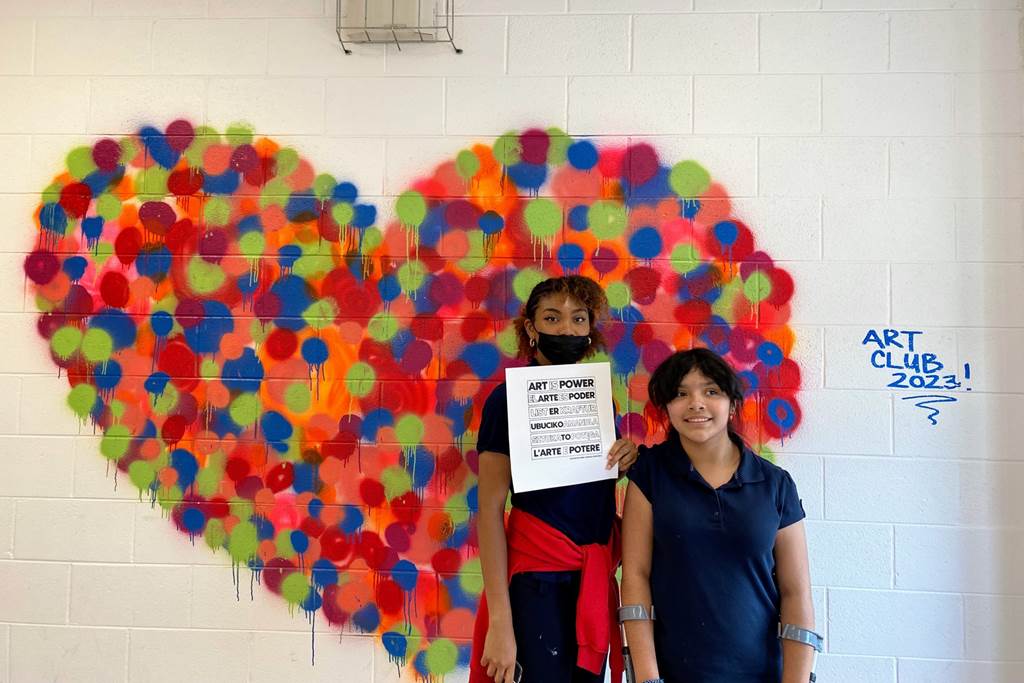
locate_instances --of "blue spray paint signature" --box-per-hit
[901,394,958,426]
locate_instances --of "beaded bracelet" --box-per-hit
[641,679,665,683]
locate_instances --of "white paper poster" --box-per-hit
[505,361,617,493]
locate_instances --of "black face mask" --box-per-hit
[536,332,591,365]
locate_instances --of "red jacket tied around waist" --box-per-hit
[469,508,623,682]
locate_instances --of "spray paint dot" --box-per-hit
[523,198,561,239]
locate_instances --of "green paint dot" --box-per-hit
[524,198,561,239]
[204,518,227,551]
[397,260,427,294]
[128,459,156,491]
[225,123,254,146]
[744,271,772,303]
[51,326,83,360]
[396,191,428,228]
[456,230,487,273]
[284,383,311,413]
[382,465,413,500]
[455,149,480,180]
[313,173,336,201]
[139,166,169,200]
[81,328,113,363]
[368,312,399,342]
[249,319,269,344]
[66,146,97,180]
[492,131,521,166]
[395,414,424,448]
[292,241,333,279]
[187,256,226,295]
[275,530,297,559]
[100,424,132,461]
[444,494,470,525]
[93,241,113,267]
[425,639,458,675]
[546,127,570,165]
[229,393,260,426]
[196,451,225,497]
[458,557,483,596]
[150,383,179,414]
[238,231,265,260]
[228,520,258,564]
[41,182,62,204]
[281,572,310,606]
[302,298,338,330]
[96,193,121,221]
[670,242,701,274]
[497,327,518,356]
[606,281,632,310]
[588,200,627,240]
[332,202,354,226]
[360,226,383,253]
[119,137,138,166]
[204,197,231,226]
[67,383,97,419]
[275,148,300,176]
[669,160,711,199]
[512,268,546,304]
[229,497,254,521]
[200,358,220,379]
[108,399,126,419]
[260,179,291,209]
[345,362,376,398]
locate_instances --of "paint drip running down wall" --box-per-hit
[24,121,802,679]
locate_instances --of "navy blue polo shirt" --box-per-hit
[628,435,805,683]
[476,382,617,547]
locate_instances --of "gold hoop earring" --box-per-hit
[587,337,592,344]
[529,337,536,348]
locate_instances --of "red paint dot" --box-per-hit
[99,271,130,308]
[300,516,325,538]
[464,276,491,306]
[92,139,121,172]
[167,168,204,198]
[114,227,142,266]
[322,431,356,462]
[226,457,250,482]
[360,479,386,507]
[24,250,60,285]
[623,143,659,187]
[624,266,660,305]
[265,328,298,360]
[320,528,350,561]
[431,548,461,574]
[165,119,195,151]
[158,341,199,392]
[519,128,550,164]
[375,579,404,615]
[161,414,187,446]
[391,491,422,525]
[266,462,294,493]
[411,316,443,341]
[59,182,92,219]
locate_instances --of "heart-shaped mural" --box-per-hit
[23,121,801,679]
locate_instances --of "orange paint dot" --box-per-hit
[203,144,233,175]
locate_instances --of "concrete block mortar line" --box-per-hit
[886,12,892,72]
[626,13,633,73]
[890,523,896,590]
[502,15,509,75]
[754,12,760,73]
[817,74,823,133]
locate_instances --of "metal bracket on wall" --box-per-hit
[336,0,462,54]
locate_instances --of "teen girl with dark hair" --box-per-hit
[621,348,816,683]
[470,275,640,683]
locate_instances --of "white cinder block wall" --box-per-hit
[0,1,1022,681]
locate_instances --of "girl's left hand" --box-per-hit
[607,438,640,474]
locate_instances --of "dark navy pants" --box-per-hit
[508,571,606,683]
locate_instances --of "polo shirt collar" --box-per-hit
[671,435,766,487]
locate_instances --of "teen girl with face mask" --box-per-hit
[470,275,640,683]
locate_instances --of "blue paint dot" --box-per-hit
[353,203,376,228]
[332,182,358,203]
[360,408,393,441]
[301,337,329,365]
[391,559,418,591]
[461,343,500,379]
[40,203,68,234]
[568,205,589,231]
[260,411,293,443]
[307,498,323,519]
[378,274,401,302]
[252,515,275,541]
[277,245,301,269]
[629,227,662,259]
[150,311,173,337]
[94,360,122,391]
[292,462,316,494]
[738,370,759,395]
[136,246,171,278]
[62,256,88,281]
[757,341,783,368]
[340,504,365,535]
[478,211,504,235]
[221,347,264,393]
[713,221,739,248]
[682,198,701,219]
[81,216,104,242]
[144,371,171,395]
[139,127,179,169]
[90,308,137,349]
[311,558,339,588]
[557,243,584,272]
[767,397,796,433]
[237,272,259,295]
[507,162,547,190]
[352,604,380,632]
[171,448,199,491]
[290,530,309,554]
[382,632,408,660]
[466,485,478,513]
[567,140,598,170]
[237,215,262,233]
[285,194,317,222]
[202,170,240,195]
[406,447,434,490]
[182,508,206,533]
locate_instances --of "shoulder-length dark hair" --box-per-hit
[647,347,746,439]
[513,275,609,359]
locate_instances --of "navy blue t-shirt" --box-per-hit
[628,436,805,683]
[476,382,617,547]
